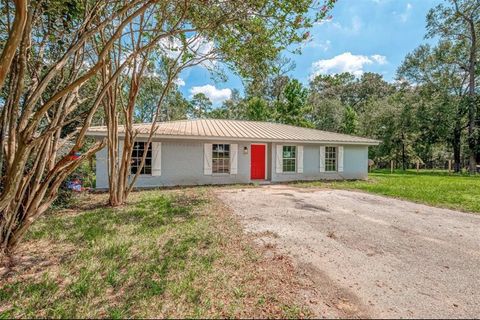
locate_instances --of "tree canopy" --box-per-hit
[0,0,336,255]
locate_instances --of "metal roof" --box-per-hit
[86,119,380,145]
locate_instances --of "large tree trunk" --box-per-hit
[453,121,462,173]
[467,94,477,174]
[465,11,477,174]
[401,132,407,171]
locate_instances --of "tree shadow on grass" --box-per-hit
[0,193,211,318]
[0,239,76,281]
[28,194,207,247]
[116,195,207,232]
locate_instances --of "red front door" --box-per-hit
[251,144,266,180]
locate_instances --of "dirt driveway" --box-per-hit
[216,185,480,319]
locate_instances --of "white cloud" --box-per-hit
[397,3,413,23]
[305,39,331,51]
[189,37,214,58]
[158,36,216,67]
[174,78,185,87]
[190,85,232,103]
[310,52,388,78]
[371,54,388,65]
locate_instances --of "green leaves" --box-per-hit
[275,79,313,128]
[189,93,213,119]
[342,106,358,135]
[246,97,271,121]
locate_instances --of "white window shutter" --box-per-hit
[152,142,162,176]
[320,146,325,172]
[338,146,344,172]
[230,144,238,174]
[204,143,212,175]
[297,145,304,173]
[275,144,283,173]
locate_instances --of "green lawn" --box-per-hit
[3,172,478,318]
[0,189,306,318]
[298,170,480,213]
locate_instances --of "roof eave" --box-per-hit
[86,131,381,146]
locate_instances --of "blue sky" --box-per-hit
[179,0,442,106]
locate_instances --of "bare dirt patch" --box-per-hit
[217,185,480,318]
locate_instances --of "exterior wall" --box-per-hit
[95,138,368,189]
[95,139,271,189]
[270,143,368,182]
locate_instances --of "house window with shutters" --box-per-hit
[131,142,152,174]
[325,146,337,172]
[282,146,296,172]
[212,144,230,174]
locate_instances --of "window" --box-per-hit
[212,144,230,174]
[282,146,296,172]
[325,146,337,172]
[131,142,152,174]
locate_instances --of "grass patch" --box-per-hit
[0,189,307,318]
[297,170,480,213]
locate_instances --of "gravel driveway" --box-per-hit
[216,185,480,319]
